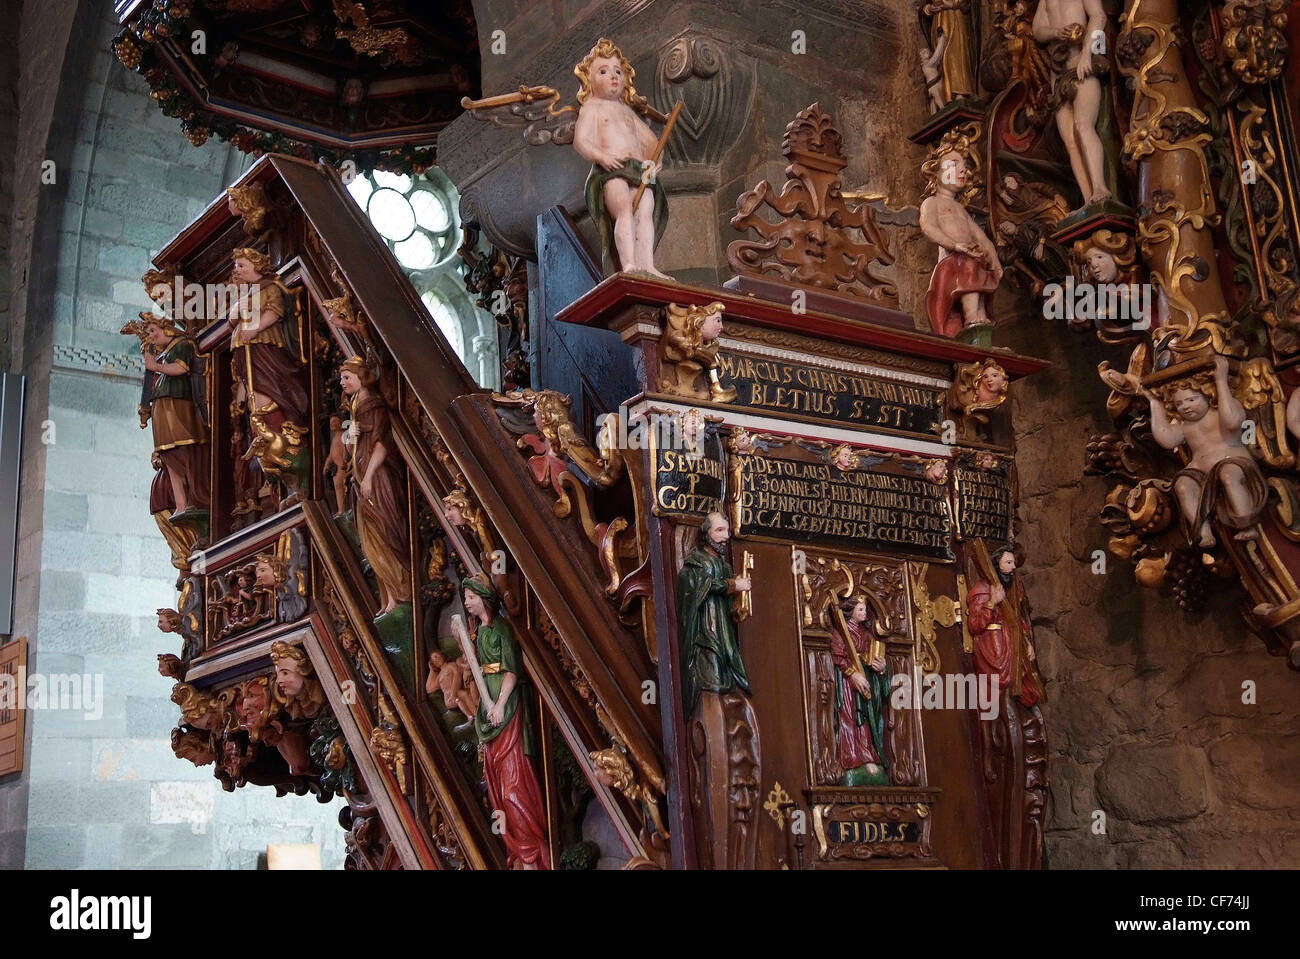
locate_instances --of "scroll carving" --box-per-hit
[727,103,897,302]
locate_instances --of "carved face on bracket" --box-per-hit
[590,56,625,101]
[925,459,949,484]
[1171,387,1210,423]
[342,78,365,106]
[149,281,175,317]
[1085,247,1119,284]
[220,738,249,779]
[173,730,215,767]
[274,661,304,699]
[730,760,759,823]
[977,364,1008,403]
[834,446,856,471]
[237,682,271,733]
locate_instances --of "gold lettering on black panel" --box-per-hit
[953,454,1014,543]
[716,354,944,439]
[652,423,726,520]
[734,449,953,560]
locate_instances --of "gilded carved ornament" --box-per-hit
[1221,0,1290,85]
[727,103,897,301]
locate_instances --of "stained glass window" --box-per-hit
[347,168,498,388]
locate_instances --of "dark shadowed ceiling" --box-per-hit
[113,0,480,173]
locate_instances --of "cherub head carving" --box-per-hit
[1071,229,1136,285]
[952,358,1009,415]
[142,266,180,317]
[254,553,286,590]
[830,443,861,471]
[922,123,981,204]
[227,181,271,232]
[664,301,725,351]
[442,488,477,528]
[1151,371,1217,424]
[575,38,645,110]
[591,746,635,793]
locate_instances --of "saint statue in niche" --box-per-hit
[132,313,209,521]
[452,576,551,870]
[828,594,890,786]
[967,546,1044,708]
[340,356,412,617]
[227,246,309,507]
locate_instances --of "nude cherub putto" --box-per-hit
[572,38,671,279]
[1137,357,1267,548]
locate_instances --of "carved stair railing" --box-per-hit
[273,157,667,795]
[151,154,670,868]
[300,499,503,869]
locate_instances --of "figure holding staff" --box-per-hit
[829,594,890,786]
[451,577,552,870]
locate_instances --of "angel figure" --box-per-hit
[462,38,679,278]
[659,301,736,402]
[1140,357,1268,547]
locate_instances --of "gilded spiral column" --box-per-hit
[1118,0,1239,359]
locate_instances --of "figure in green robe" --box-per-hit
[457,577,551,869]
[677,512,753,716]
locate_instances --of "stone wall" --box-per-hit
[3,1,345,869]
[1003,314,1300,868]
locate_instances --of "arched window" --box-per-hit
[347,168,499,388]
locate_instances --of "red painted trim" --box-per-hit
[556,274,1050,378]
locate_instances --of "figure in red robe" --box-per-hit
[926,251,1001,338]
[966,547,1044,707]
[829,595,890,786]
[456,577,551,869]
